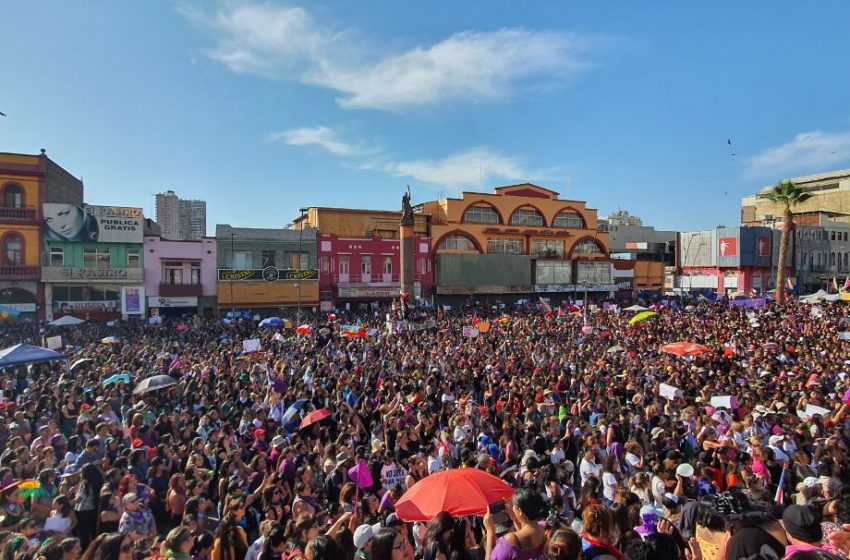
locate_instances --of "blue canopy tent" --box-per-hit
[0,344,69,369]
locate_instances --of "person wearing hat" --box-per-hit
[783,504,845,558]
[253,428,267,453]
[353,524,375,558]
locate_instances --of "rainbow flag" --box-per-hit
[0,305,20,322]
[18,480,40,500]
[539,297,552,314]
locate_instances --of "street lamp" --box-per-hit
[297,208,308,325]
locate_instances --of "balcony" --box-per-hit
[0,206,37,223]
[0,265,40,280]
[159,283,203,297]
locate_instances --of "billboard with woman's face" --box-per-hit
[43,204,143,243]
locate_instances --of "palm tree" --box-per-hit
[762,179,811,304]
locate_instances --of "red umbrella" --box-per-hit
[660,342,711,358]
[395,468,515,522]
[299,408,331,429]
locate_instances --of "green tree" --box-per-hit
[763,179,811,304]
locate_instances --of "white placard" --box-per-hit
[798,404,831,419]
[659,383,682,400]
[710,396,738,410]
[839,332,850,341]
[46,336,62,350]
[462,326,479,338]
[242,338,261,353]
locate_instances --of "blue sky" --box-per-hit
[3,1,850,233]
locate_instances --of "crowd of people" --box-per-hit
[1,296,850,560]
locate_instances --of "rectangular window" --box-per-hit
[50,248,64,267]
[164,268,183,284]
[82,248,110,269]
[190,265,201,284]
[487,238,523,254]
[418,257,429,274]
[288,251,310,270]
[232,251,251,269]
[339,256,349,275]
[127,249,140,268]
[535,261,571,284]
[260,250,276,268]
[383,256,392,275]
[321,256,330,275]
[361,255,372,275]
[533,240,564,258]
[576,261,611,284]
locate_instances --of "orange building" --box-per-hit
[0,151,83,319]
[420,183,612,300]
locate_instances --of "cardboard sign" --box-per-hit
[797,404,831,419]
[46,336,62,350]
[659,383,682,400]
[242,338,261,353]
[710,396,738,410]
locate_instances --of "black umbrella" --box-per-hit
[132,374,177,395]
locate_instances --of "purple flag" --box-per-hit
[348,459,374,489]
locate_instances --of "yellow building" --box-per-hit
[741,168,850,226]
[0,151,83,319]
[421,183,611,300]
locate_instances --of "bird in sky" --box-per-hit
[727,138,732,145]
[0,111,6,117]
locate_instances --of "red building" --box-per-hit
[294,207,433,309]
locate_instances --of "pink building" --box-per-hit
[143,234,218,317]
[318,233,433,307]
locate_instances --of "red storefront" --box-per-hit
[318,234,433,309]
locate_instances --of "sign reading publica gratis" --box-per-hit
[217,268,318,282]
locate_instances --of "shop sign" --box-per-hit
[218,268,318,281]
[148,296,199,308]
[0,302,36,312]
[53,300,119,312]
[62,268,128,279]
[337,283,421,299]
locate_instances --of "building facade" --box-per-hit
[42,204,146,321]
[420,183,611,302]
[155,190,207,241]
[600,210,676,294]
[741,169,850,226]
[676,226,792,295]
[792,214,850,292]
[143,229,218,317]
[294,207,433,309]
[0,151,83,320]
[216,225,318,312]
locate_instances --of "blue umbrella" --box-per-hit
[103,373,132,386]
[259,317,284,328]
[282,399,308,425]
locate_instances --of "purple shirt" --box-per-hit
[490,537,546,560]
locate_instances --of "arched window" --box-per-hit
[2,184,23,208]
[509,207,544,226]
[552,210,584,229]
[462,204,501,225]
[572,239,605,254]
[438,234,477,251]
[2,233,23,265]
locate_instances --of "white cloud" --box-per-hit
[744,130,850,178]
[182,2,330,77]
[385,147,525,190]
[308,29,588,110]
[186,3,598,110]
[267,126,365,156]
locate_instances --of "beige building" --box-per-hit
[741,169,850,226]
